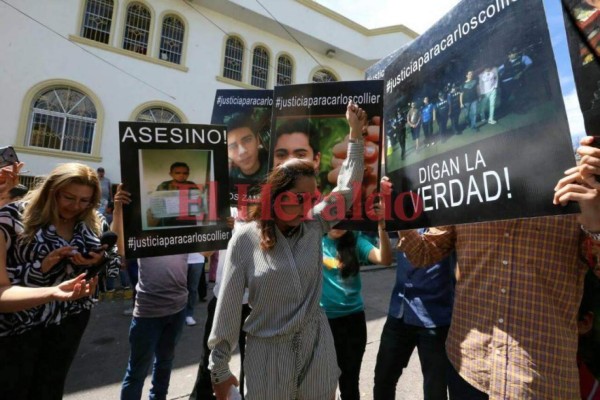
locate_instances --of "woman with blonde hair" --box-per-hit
[0,162,118,400]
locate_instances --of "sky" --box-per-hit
[314,0,461,33]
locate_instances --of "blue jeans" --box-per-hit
[464,101,478,129]
[373,316,450,400]
[186,263,205,317]
[121,308,186,400]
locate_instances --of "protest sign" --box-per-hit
[119,121,231,258]
[382,0,581,229]
[271,80,384,230]
[562,0,600,138]
[211,89,273,205]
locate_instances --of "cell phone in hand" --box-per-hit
[82,246,104,260]
[0,146,19,168]
[84,261,109,280]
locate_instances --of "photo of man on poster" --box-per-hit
[141,150,212,230]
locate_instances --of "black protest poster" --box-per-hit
[561,0,600,137]
[271,80,384,231]
[210,89,273,205]
[382,0,579,229]
[119,122,231,258]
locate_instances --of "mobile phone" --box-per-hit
[82,246,104,259]
[84,260,109,280]
[0,146,19,168]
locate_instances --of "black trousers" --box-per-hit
[328,311,367,400]
[0,309,91,400]
[189,296,251,400]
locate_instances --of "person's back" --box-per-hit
[121,254,188,400]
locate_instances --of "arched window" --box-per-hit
[159,15,184,64]
[251,47,269,88]
[81,0,114,44]
[135,107,182,123]
[123,3,151,55]
[223,36,243,81]
[276,55,293,86]
[312,69,337,83]
[27,87,98,154]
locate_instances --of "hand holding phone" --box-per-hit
[0,146,19,169]
[82,231,118,279]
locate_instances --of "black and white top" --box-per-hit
[0,201,120,337]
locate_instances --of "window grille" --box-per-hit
[251,47,269,88]
[159,15,184,64]
[27,88,97,154]
[312,69,337,83]
[276,55,293,86]
[81,0,113,44]
[223,37,243,81]
[123,3,151,55]
[136,107,182,123]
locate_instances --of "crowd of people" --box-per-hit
[0,98,599,400]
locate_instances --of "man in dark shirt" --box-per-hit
[460,71,479,131]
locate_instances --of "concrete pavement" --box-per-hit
[63,266,425,399]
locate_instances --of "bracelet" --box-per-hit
[581,225,600,241]
[348,137,363,144]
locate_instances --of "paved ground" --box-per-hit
[63,266,425,399]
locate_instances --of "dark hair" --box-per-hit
[106,201,115,210]
[226,112,257,135]
[8,184,28,200]
[250,158,316,250]
[336,231,360,278]
[169,162,190,172]
[274,119,320,155]
[97,167,105,172]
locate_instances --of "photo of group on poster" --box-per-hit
[119,121,231,258]
[272,80,384,230]
[382,0,579,229]
[210,89,273,204]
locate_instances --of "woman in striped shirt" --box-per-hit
[0,162,119,400]
[209,101,367,400]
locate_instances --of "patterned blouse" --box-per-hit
[0,201,120,337]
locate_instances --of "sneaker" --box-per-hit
[185,316,197,326]
[488,119,497,124]
[122,307,133,316]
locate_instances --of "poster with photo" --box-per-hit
[562,0,600,138]
[271,80,384,231]
[210,89,273,205]
[382,0,581,229]
[119,122,231,258]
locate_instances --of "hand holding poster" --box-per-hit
[270,80,384,230]
[119,122,231,258]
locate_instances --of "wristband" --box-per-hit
[582,225,600,241]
